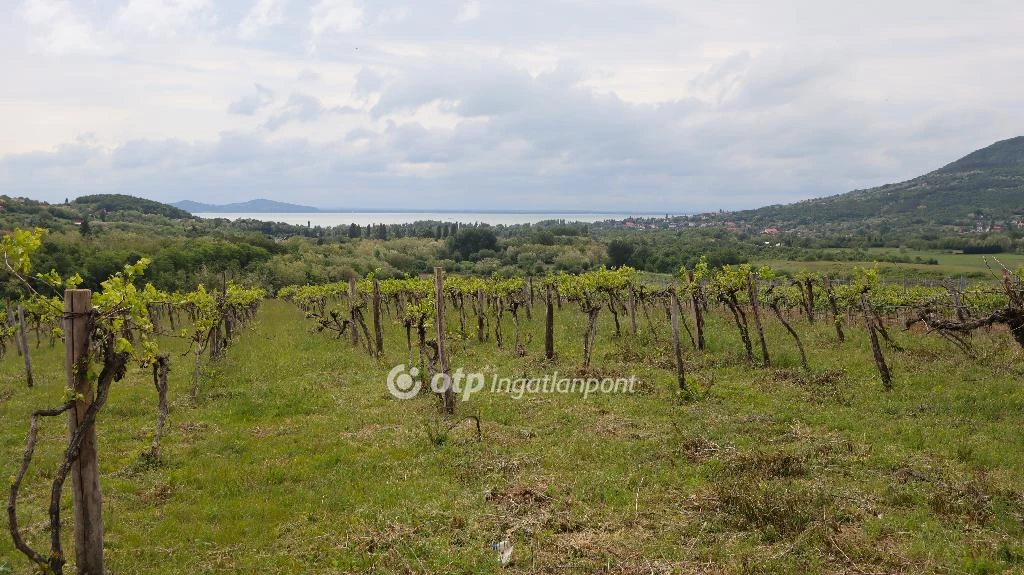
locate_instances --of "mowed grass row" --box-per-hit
[1,298,1023,574]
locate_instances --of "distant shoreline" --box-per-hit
[190,208,673,215]
[194,211,672,226]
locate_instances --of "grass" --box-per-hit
[2,298,1023,573]
[765,249,1024,280]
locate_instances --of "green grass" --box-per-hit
[2,299,1023,573]
[766,249,1024,280]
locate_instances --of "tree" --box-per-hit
[607,239,635,267]
[79,215,92,237]
[348,223,361,238]
[449,227,498,260]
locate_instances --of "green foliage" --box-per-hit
[447,227,499,261]
[72,194,194,219]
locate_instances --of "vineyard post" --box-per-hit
[523,281,532,320]
[7,303,21,357]
[64,288,104,574]
[545,283,555,360]
[434,268,455,414]
[746,273,771,368]
[348,277,359,347]
[18,304,33,387]
[669,289,687,392]
[475,287,486,342]
[688,270,705,351]
[627,286,638,336]
[372,278,384,357]
[804,277,816,324]
[220,273,232,344]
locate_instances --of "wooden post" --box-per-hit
[64,289,103,574]
[545,284,555,360]
[434,268,455,414]
[522,281,532,320]
[17,304,33,387]
[7,303,21,357]
[348,277,359,347]
[627,286,638,336]
[688,270,705,351]
[372,278,384,357]
[475,287,486,343]
[669,290,687,392]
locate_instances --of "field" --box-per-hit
[2,297,1024,574]
[765,250,1024,280]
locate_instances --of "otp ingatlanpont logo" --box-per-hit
[386,364,421,399]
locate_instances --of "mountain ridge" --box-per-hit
[722,136,1024,231]
[174,198,320,213]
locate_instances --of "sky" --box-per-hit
[1,0,1023,212]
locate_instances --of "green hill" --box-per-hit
[731,136,1024,231]
[74,194,194,219]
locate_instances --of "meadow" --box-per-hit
[2,295,1023,574]
[765,250,1024,280]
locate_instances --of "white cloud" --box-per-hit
[3,0,1024,209]
[454,0,480,23]
[308,0,363,53]
[228,84,276,115]
[114,0,216,39]
[238,0,288,39]
[20,0,105,55]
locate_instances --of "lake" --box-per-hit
[195,212,665,227]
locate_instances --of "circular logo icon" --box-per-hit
[386,364,421,399]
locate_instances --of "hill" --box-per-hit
[728,136,1024,232]
[174,198,320,213]
[73,194,194,219]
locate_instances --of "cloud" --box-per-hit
[262,92,359,130]
[238,0,288,39]
[308,0,363,53]
[113,0,216,39]
[454,1,480,23]
[20,0,105,55]
[4,0,1024,210]
[228,84,276,115]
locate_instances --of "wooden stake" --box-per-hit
[669,290,687,392]
[64,289,103,574]
[372,278,384,357]
[545,284,555,360]
[688,270,705,351]
[18,304,33,387]
[348,277,359,347]
[434,268,455,414]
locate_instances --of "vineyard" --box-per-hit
[1,227,1023,574]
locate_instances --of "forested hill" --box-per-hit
[725,136,1024,232]
[73,194,194,219]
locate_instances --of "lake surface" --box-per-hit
[195,212,664,226]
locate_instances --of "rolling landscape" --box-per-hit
[0,137,1022,574]
[3,2,1024,574]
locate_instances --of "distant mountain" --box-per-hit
[730,136,1024,231]
[173,199,320,213]
[74,194,193,219]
